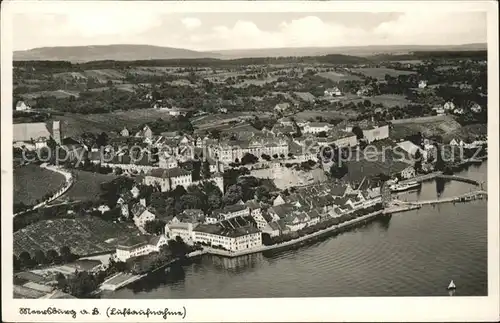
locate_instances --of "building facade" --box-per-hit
[193,225,262,252]
[362,125,389,143]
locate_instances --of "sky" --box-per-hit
[13,10,487,52]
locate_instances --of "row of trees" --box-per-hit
[14,246,78,271]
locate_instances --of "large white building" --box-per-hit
[193,223,262,253]
[115,235,168,262]
[209,138,289,163]
[143,167,192,192]
[303,122,332,134]
[362,124,389,143]
[165,209,203,244]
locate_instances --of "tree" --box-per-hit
[56,272,68,291]
[18,251,33,269]
[261,154,271,161]
[60,246,75,263]
[46,249,59,264]
[202,160,211,179]
[414,149,423,171]
[13,255,20,271]
[329,161,348,179]
[191,160,201,181]
[351,126,364,140]
[208,193,222,211]
[34,250,47,266]
[255,186,271,202]
[223,184,243,205]
[179,194,201,210]
[144,219,167,235]
[67,271,99,298]
[96,132,108,148]
[241,153,258,165]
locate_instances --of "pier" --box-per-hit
[398,172,482,187]
[396,190,487,207]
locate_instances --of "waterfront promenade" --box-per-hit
[204,210,384,258]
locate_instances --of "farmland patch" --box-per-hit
[14,165,66,205]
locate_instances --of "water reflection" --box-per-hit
[375,214,392,231]
[206,253,264,274]
[435,178,446,196]
[128,264,187,293]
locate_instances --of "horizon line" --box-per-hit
[15,42,488,53]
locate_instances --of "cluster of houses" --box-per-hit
[432,101,482,116]
[113,179,384,261]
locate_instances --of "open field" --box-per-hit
[317,71,362,81]
[13,217,140,256]
[443,124,488,142]
[390,115,462,140]
[366,94,411,107]
[294,109,359,121]
[20,90,80,99]
[52,170,119,204]
[351,67,416,80]
[340,94,411,108]
[231,76,280,88]
[294,92,316,102]
[52,69,126,82]
[14,165,66,205]
[56,109,174,137]
[191,112,263,129]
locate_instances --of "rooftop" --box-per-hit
[194,222,260,238]
[148,167,191,179]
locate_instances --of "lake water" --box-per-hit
[105,162,488,298]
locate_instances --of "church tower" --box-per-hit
[52,121,61,144]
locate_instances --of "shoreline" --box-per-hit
[202,209,384,258]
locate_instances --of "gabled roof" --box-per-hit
[245,200,261,210]
[269,204,295,219]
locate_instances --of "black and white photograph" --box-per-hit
[2,1,499,322]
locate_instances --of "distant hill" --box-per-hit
[14,44,221,62]
[211,43,487,59]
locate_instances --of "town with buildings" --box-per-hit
[11,40,488,299]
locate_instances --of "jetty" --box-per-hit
[397,190,487,207]
[383,204,421,214]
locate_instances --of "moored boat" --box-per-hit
[390,181,421,193]
[447,280,456,290]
